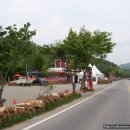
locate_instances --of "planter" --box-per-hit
[80,87,94,93]
[80,87,87,93]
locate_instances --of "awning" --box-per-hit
[14,73,23,77]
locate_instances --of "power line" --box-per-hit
[114,42,130,48]
[115,44,130,48]
[117,42,130,45]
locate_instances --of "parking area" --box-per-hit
[2,83,108,107]
[2,83,80,106]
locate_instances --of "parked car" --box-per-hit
[32,78,48,86]
[16,77,32,86]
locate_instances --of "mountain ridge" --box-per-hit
[120,62,130,69]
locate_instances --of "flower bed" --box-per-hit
[45,77,69,84]
[97,80,112,84]
[49,80,70,84]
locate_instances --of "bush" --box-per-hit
[0,93,81,129]
[45,93,81,111]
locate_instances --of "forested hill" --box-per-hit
[120,63,130,69]
[119,63,130,77]
[91,58,123,77]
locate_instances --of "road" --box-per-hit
[5,80,130,130]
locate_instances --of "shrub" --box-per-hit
[0,93,81,129]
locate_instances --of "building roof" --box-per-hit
[54,59,65,61]
[48,67,65,72]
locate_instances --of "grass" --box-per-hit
[45,93,81,111]
[0,93,81,129]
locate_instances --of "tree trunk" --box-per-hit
[72,70,76,93]
[0,82,6,107]
[0,72,3,99]
[0,71,4,80]
[82,70,86,88]
[0,86,3,99]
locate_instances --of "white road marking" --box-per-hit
[22,82,118,130]
[128,87,130,93]
[124,80,130,93]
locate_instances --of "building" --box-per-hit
[47,59,68,83]
[54,59,66,68]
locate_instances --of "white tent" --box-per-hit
[92,65,104,84]
[92,65,104,76]
[88,63,92,68]
[77,64,105,84]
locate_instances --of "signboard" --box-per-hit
[86,67,92,80]
[86,67,93,90]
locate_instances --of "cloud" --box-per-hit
[0,0,130,64]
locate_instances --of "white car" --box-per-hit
[16,77,32,86]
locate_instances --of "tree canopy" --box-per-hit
[0,23,36,78]
[53,26,115,91]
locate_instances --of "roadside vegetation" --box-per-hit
[0,22,124,104]
[0,22,125,128]
[0,92,81,129]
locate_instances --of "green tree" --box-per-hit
[0,23,36,105]
[55,26,115,92]
[79,27,115,87]
[63,28,80,93]
[40,44,56,76]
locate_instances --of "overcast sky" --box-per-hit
[0,0,130,65]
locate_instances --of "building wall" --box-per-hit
[55,59,66,68]
[55,61,60,68]
[61,60,65,68]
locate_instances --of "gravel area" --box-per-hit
[2,83,107,106]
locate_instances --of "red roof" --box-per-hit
[14,73,23,77]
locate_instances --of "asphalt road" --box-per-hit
[21,80,130,130]
[5,80,130,130]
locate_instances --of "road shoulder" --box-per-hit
[4,81,120,130]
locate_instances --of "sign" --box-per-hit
[86,67,92,80]
[86,67,93,90]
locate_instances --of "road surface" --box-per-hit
[5,80,130,130]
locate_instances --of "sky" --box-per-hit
[0,0,130,65]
